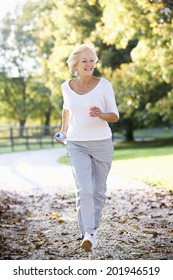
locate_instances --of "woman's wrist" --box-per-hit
[99,112,106,120]
[99,112,119,122]
[60,129,67,136]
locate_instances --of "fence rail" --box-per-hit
[0,125,60,151]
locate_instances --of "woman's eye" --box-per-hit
[81,59,94,63]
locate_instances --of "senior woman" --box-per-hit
[55,44,119,252]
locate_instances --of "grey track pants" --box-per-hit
[67,138,114,237]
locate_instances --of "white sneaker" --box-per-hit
[92,229,98,249]
[80,232,93,252]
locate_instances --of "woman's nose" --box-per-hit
[86,61,92,67]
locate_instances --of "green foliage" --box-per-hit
[0,1,61,127]
[97,0,173,139]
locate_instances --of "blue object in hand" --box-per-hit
[55,132,67,144]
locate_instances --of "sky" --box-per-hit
[0,0,25,21]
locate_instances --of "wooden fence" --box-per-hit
[0,125,60,151]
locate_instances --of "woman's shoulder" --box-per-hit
[68,78,78,88]
[100,77,111,84]
[62,78,77,89]
[100,77,112,89]
[61,79,72,89]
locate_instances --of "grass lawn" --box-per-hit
[59,138,173,191]
[134,127,173,139]
[111,140,173,190]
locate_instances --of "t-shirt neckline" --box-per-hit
[67,77,102,96]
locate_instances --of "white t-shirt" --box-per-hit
[62,77,119,141]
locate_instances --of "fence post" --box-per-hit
[39,126,42,148]
[10,127,14,151]
[25,127,29,150]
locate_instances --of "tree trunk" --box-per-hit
[124,127,134,142]
[122,116,135,142]
[44,110,51,135]
[19,119,26,137]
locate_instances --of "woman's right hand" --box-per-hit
[54,131,66,144]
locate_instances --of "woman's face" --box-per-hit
[76,50,95,77]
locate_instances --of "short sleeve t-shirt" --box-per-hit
[62,77,119,141]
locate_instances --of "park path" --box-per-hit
[0,147,75,196]
[0,147,148,196]
[0,148,173,260]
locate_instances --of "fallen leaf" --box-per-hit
[119,229,126,235]
[35,243,42,249]
[15,218,22,223]
[151,215,162,218]
[133,225,139,230]
[35,232,45,238]
[58,218,65,223]
[138,211,144,215]
[160,202,167,208]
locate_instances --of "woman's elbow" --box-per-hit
[114,114,119,122]
[110,113,119,123]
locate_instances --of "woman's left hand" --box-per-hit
[89,106,102,118]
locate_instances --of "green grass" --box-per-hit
[111,139,173,190]
[58,138,173,191]
[59,155,69,165]
[134,127,173,139]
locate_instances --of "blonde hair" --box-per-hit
[66,44,98,76]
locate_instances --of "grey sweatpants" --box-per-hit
[67,138,114,237]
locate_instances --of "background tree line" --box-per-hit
[0,0,173,141]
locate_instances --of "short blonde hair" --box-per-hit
[66,44,98,76]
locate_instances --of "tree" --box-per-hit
[0,0,59,130]
[97,0,173,140]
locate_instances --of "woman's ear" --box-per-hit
[73,64,78,76]
[74,62,78,70]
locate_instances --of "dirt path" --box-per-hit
[0,148,173,260]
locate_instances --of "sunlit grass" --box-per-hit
[111,139,173,190]
[58,138,173,191]
[111,152,173,191]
